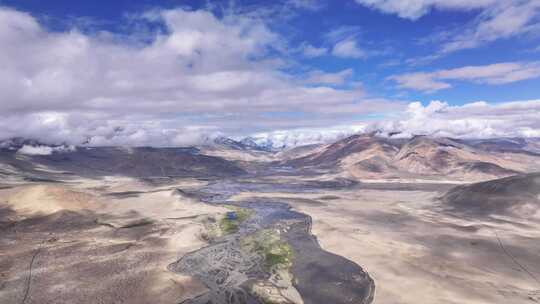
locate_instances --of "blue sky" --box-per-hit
[0,0,539,146]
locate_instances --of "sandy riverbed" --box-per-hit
[230,186,540,304]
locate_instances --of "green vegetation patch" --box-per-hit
[219,217,240,234]
[218,206,253,234]
[241,229,293,270]
[228,206,253,221]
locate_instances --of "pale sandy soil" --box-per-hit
[4,184,104,215]
[3,174,540,304]
[231,188,540,304]
[0,177,227,304]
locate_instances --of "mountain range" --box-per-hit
[2,134,540,182]
[281,133,540,181]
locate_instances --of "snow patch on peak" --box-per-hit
[250,125,368,149]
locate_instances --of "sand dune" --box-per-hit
[6,185,103,215]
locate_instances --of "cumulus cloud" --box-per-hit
[17,145,55,156]
[0,6,392,146]
[3,5,536,149]
[371,99,540,138]
[390,61,540,92]
[332,38,366,59]
[227,98,540,148]
[0,111,223,147]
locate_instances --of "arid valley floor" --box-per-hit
[1,135,540,304]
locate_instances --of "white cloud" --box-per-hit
[354,0,495,20]
[300,43,328,57]
[436,62,540,84]
[250,124,368,148]
[0,111,224,147]
[4,5,535,149]
[324,26,373,60]
[390,72,450,92]
[0,6,395,146]
[354,1,540,54]
[17,144,76,155]
[17,145,55,156]
[237,99,540,147]
[390,61,540,92]
[440,1,540,53]
[371,99,540,138]
[332,38,366,58]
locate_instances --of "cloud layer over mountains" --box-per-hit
[0,6,388,146]
[0,4,539,147]
[254,100,540,148]
[373,100,540,139]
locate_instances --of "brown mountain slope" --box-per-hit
[392,136,520,179]
[284,133,400,169]
[283,134,533,181]
[440,172,540,218]
[463,137,540,155]
[0,146,246,180]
